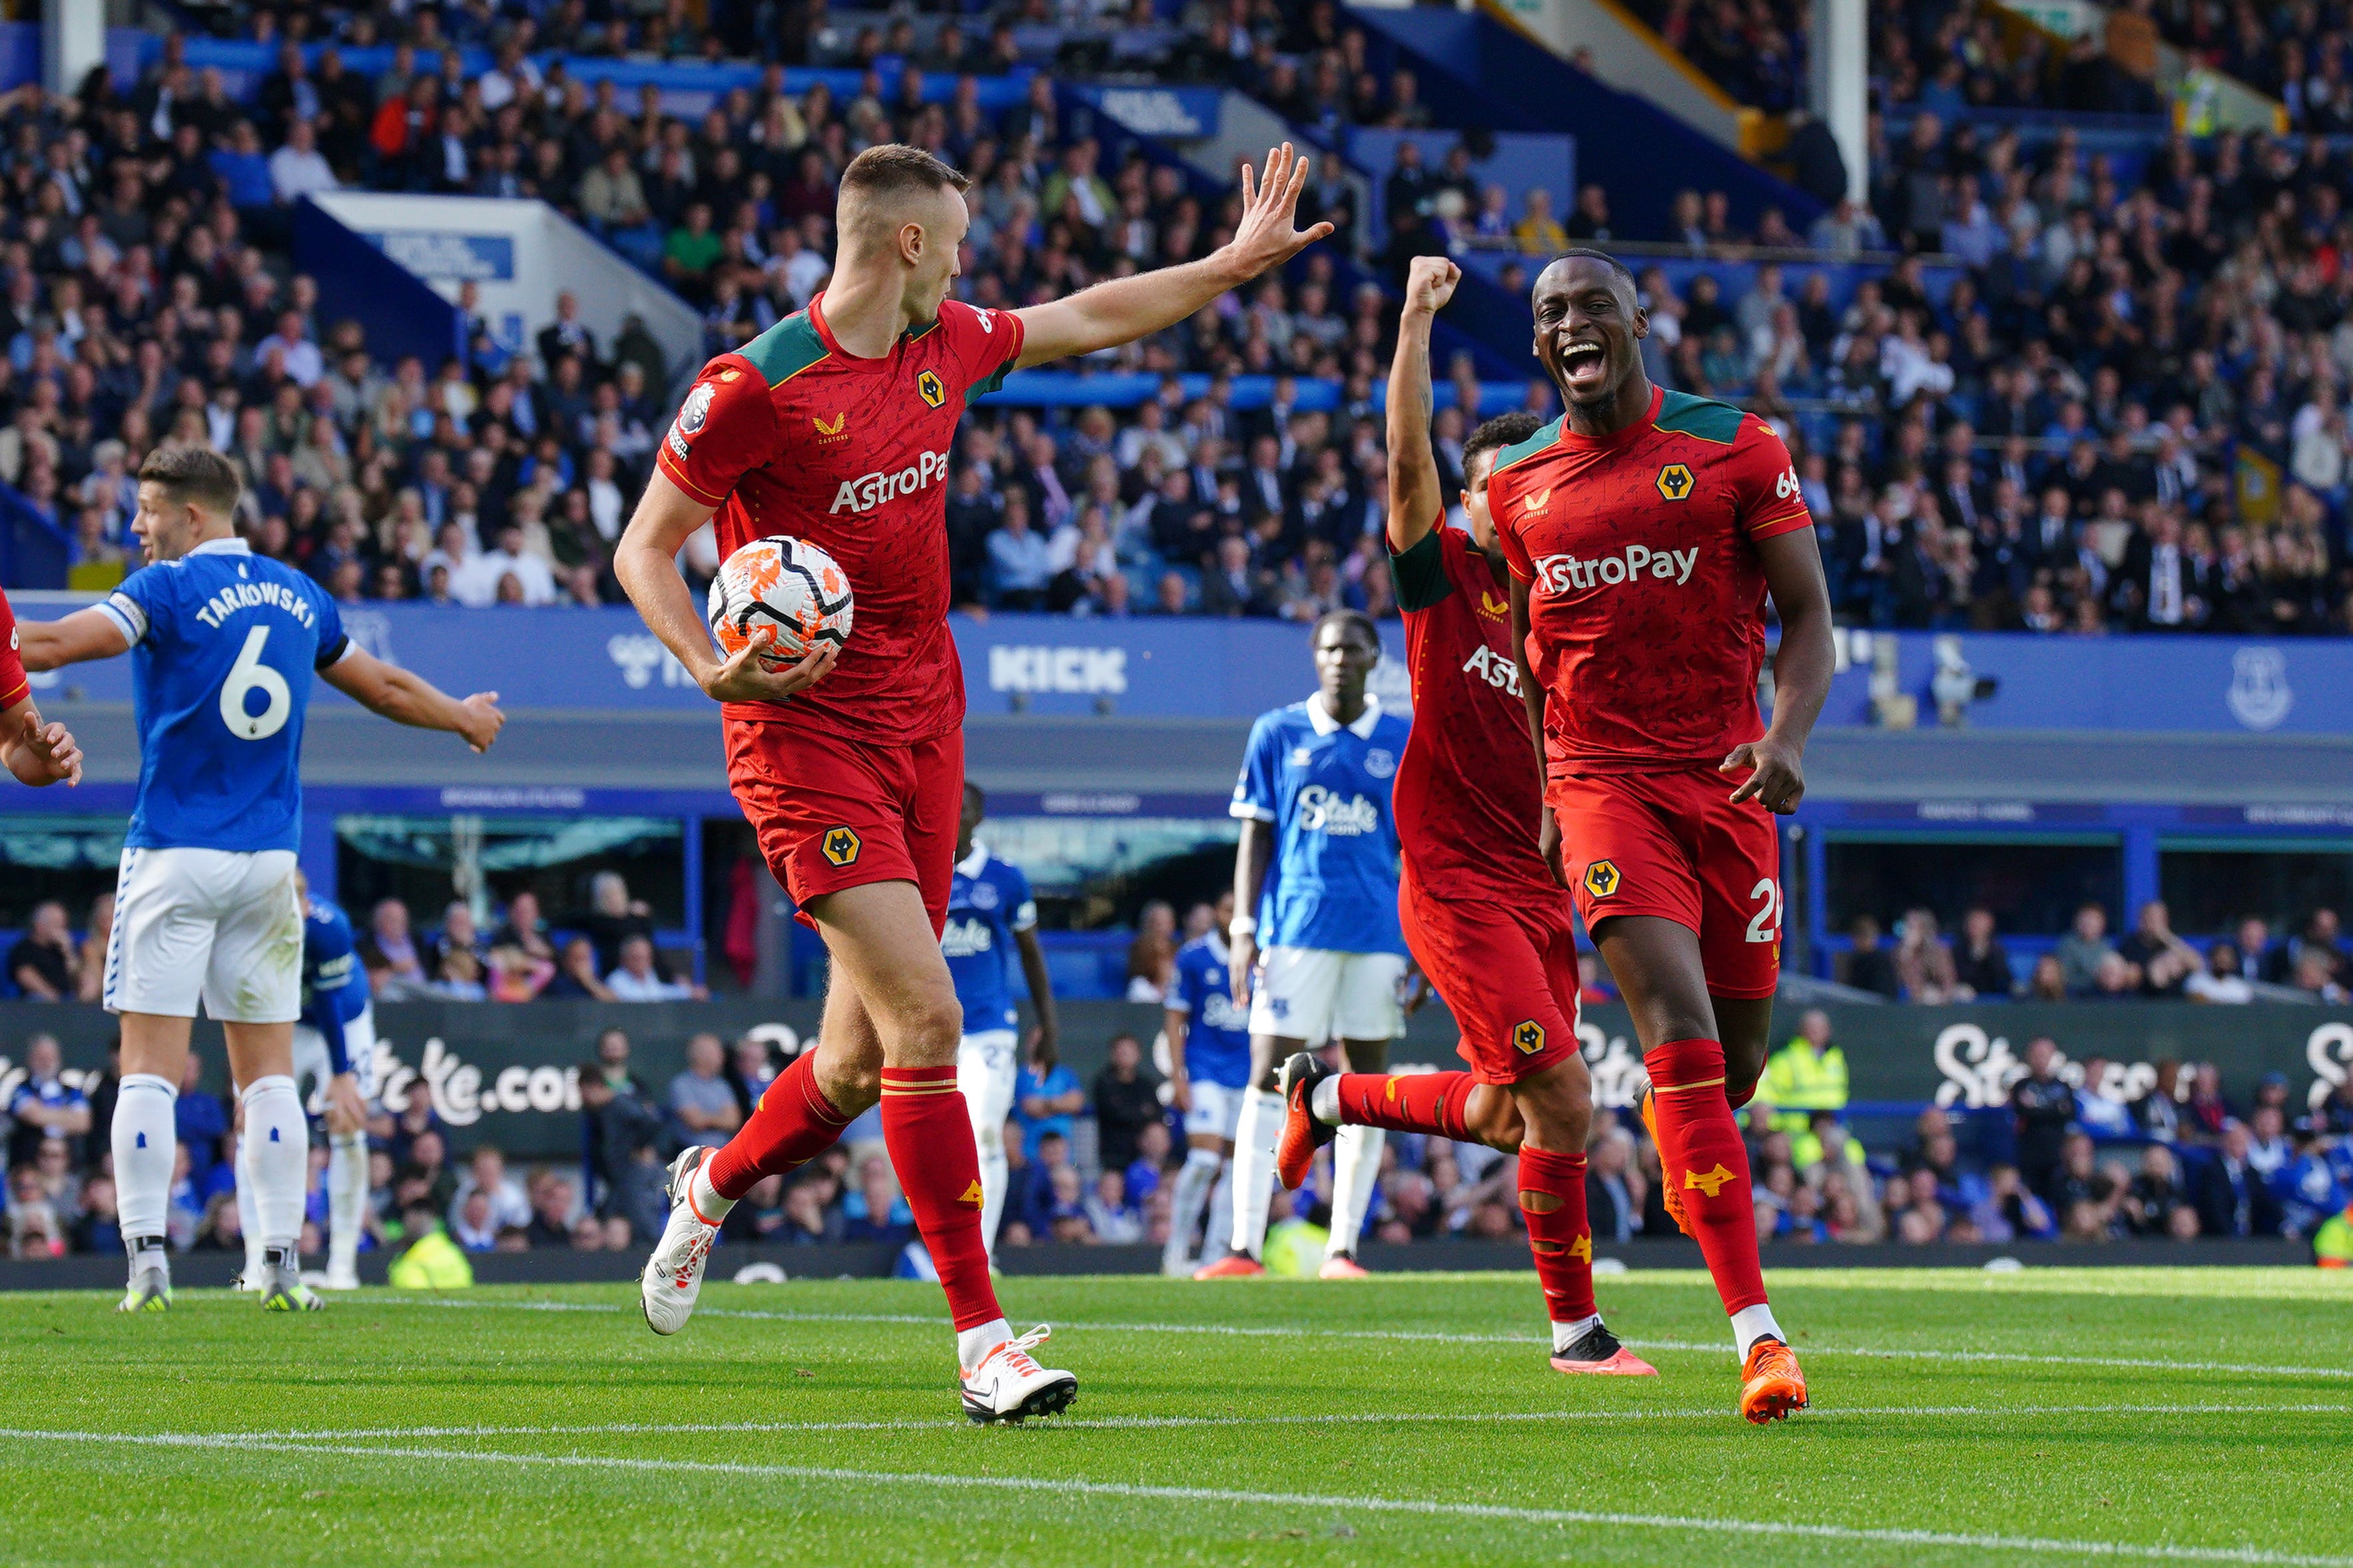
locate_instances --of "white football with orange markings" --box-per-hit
[706,535,854,668]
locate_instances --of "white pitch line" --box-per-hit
[370,1296,2353,1381]
[3,1426,2346,1567]
[85,1401,2351,1445]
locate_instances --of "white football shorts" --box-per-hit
[1246,945,1406,1045]
[103,847,302,1023]
[956,1027,1019,1137]
[1182,1077,1247,1144]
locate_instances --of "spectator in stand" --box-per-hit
[428,901,489,1000]
[1013,1043,1084,1160]
[607,935,705,1002]
[2186,942,2255,1003]
[579,872,658,979]
[6,1035,91,1168]
[1892,907,1963,1002]
[2185,1064,2236,1141]
[2010,1036,2077,1204]
[667,1032,743,1150]
[2117,901,2200,997]
[1840,914,1899,997]
[2195,1120,2283,1238]
[1124,900,1179,1003]
[579,1060,667,1243]
[360,898,430,999]
[1090,1032,1162,1175]
[547,935,616,1001]
[1762,1010,1848,1137]
[174,1049,230,1180]
[1953,906,2013,998]
[839,1153,912,1244]
[7,902,80,1001]
[2055,903,2117,995]
[2121,1143,2194,1238]
[449,1145,531,1235]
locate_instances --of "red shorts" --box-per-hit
[725,721,963,936]
[1548,767,1781,1000]
[1400,868,1584,1086]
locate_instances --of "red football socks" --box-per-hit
[1644,1038,1769,1314]
[879,1065,1003,1332]
[1333,1070,1476,1140]
[707,1050,853,1200]
[1516,1145,1597,1324]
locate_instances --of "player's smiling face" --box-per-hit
[1531,256,1646,415]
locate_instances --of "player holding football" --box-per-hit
[1275,256,1652,1376]
[942,781,1057,1265]
[19,445,503,1313]
[613,141,1333,1422]
[1490,250,1834,1423]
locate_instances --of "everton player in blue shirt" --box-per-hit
[1199,610,1411,1280]
[236,872,376,1292]
[942,781,1057,1262]
[21,445,502,1312]
[1162,889,1255,1274]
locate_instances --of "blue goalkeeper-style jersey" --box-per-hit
[1166,933,1251,1089]
[95,537,350,854]
[300,896,368,1075]
[942,842,1036,1034]
[1229,692,1409,955]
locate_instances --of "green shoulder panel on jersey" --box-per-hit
[1390,529,1453,612]
[972,344,1020,400]
[737,314,829,386]
[1486,417,1564,479]
[1652,389,1747,445]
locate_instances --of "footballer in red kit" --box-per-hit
[657,289,1024,928]
[1274,256,1653,1379]
[612,140,1335,1424]
[0,585,83,789]
[1493,249,1837,1424]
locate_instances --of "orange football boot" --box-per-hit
[1638,1086,1692,1236]
[1275,1051,1335,1190]
[1191,1252,1266,1280]
[1549,1322,1659,1376]
[1738,1337,1809,1424]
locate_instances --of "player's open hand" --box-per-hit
[458,692,506,754]
[703,638,840,706]
[1403,256,1461,317]
[13,710,82,786]
[1723,735,1806,814]
[1536,811,1570,888]
[1225,143,1335,281]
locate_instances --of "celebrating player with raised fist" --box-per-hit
[1489,250,1837,1424]
[613,140,1333,1424]
[1275,254,1653,1372]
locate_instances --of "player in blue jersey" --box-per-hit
[236,873,376,1292]
[20,445,503,1312]
[1161,890,1255,1275]
[942,780,1057,1263]
[1198,610,1413,1280]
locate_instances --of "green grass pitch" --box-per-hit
[1,1268,2347,1566]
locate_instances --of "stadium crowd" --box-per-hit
[1,0,2348,636]
[5,1003,2350,1262]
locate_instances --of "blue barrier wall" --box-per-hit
[17,604,2349,734]
[291,198,468,374]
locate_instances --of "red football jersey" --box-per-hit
[1490,386,1810,773]
[0,584,27,711]
[1389,519,1566,902]
[657,292,1024,746]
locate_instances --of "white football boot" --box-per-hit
[959,1325,1079,1424]
[639,1146,722,1336]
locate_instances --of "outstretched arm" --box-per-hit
[613,466,839,706]
[17,609,129,672]
[1,698,81,787]
[320,647,506,752]
[1385,256,1459,555]
[1722,526,1834,814]
[1012,144,1334,370]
